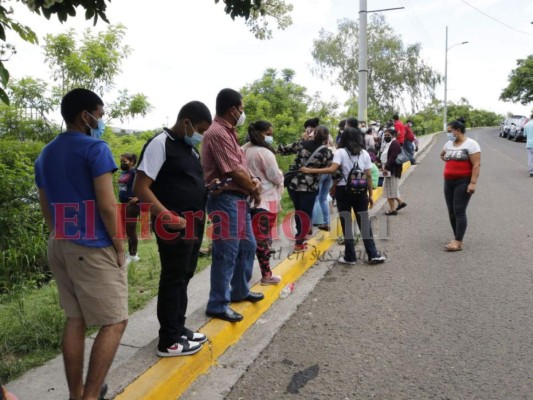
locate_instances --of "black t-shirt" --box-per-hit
[137,129,207,213]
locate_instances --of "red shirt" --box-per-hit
[442,138,481,180]
[405,125,415,142]
[394,120,405,144]
[201,116,250,194]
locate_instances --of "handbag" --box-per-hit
[284,145,326,187]
[395,147,409,165]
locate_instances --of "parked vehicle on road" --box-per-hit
[508,117,530,142]
[499,118,511,137]
[501,115,527,139]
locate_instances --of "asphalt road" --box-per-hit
[226,128,533,400]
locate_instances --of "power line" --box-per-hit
[402,0,436,47]
[460,0,533,36]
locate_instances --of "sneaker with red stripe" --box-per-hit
[157,337,202,357]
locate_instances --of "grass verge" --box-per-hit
[1,190,292,384]
[0,235,213,383]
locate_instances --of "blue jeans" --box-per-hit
[206,192,256,313]
[312,174,333,225]
[403,140,416,164]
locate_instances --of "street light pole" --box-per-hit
[443,26,449,132]
[358,0,368,123]
[443,26,468,131]
[357,3,403,123]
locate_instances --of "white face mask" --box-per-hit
[264,135,274,144]
[236,110,246,127]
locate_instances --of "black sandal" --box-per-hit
[397,202,407,211]
[385,210,397,216]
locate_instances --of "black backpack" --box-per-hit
[344,149,368,195]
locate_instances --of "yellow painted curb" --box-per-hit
[116,162,411,399]
[116,219,341,400]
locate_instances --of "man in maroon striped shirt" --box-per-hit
[202,88,264,322]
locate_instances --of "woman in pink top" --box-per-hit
[242,121,283,285]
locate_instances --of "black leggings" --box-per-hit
[125,203,140,255]
[444,178,472,241]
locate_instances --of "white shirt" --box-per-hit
[333,148,372,186]
[380,140,391,165]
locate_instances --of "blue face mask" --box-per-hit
[447,133,456,142]
[185,132,203,147]
[184,122,203,146]
[87,113,105,139]
[264,135,274,144]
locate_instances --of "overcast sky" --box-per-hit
[7,0,533,130]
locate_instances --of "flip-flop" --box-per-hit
[444,242,463,252]
[397,202,407,211]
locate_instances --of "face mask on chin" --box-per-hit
[264,135,274,144]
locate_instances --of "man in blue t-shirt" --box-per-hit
[34,88,127,400]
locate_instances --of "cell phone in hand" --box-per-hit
[207,178,233,192]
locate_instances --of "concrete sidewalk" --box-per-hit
[6,132,438,399]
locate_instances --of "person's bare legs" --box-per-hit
[387,198,396,211]
[395,198,404,206]
[63,317,87,400]
[82,320,128,400]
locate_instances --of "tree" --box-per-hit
[2,76,59,141]
[0,0,293,104]
[240,68,310,144]
[241,0,293,40]
[307,92,340,129]
[44,25,129,95]
[311,14,441,116]
[0,24,152,142]
[499,54,533,106]
[42,24,152,123]
[0,2,38,104]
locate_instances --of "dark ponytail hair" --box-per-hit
[338,127,363,155]
[247,120,276,154]
[448,119,466,134]
[121,153,137,165]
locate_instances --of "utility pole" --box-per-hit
[443,26,448,132]
[357,4,404,123]
[358,0,368,123]
[443,27,468,131]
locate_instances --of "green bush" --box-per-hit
[0,140,49,294]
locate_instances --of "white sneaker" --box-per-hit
[370,255,386,264]
[124,255,133,266]
[131,254,141,262]
[337,256,357,265]
[157,338,202,357]
[181,328,207,344]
